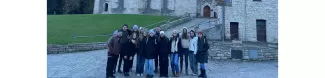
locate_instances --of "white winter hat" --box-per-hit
[160,31,165,35]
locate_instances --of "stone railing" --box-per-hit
[160,16,192,30]
[47,42,107,54]
[208,40,278,61]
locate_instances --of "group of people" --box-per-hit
[106,24,210,78]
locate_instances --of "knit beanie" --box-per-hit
[133,25,138,30]
[149,29,155,34]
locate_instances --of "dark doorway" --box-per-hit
[231,50,243,59]
[214,12,217,18]
[104,3,108,12]
[256,19,267,42]
[203,6,210,17]
[230,22,239,40]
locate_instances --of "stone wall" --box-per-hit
[208,40,278,60]
[94,0,197,16]
[224,0,278,43]
[47,42,107,54]
[48,40,278,61]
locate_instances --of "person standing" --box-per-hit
[117,24,132,73]
[144,29,157,78]
[196,31,210,78]
[170,30,181,77]
[189,30,198,76]
[154,26,161,73]
[136,29,147,76]
[121,32,137,76]
[129,25,140,72]
[107,30,119,74]
[179,27,190,75]
[106,30,123,78]
[157,31,170,77]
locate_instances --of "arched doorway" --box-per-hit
[203,6,211,17]
[104,3,108,12]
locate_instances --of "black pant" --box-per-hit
[117,54,123,71]
[159,54,169,76]
[113,55,118,72]
[123,56,133,73]
[154,54,159,69]
[179,48,189,73]
[106,55,118,76]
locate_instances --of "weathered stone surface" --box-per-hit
[208,40,278,61]
[47,42,107,54]
[48,50,278,78]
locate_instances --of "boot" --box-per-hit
[175,72,180,77]
[202,69,207,78]
[172,72,176,77]
[107,75,116,78]
[118,69,122,73]
[154,68,158,73]
[198,69,204,77]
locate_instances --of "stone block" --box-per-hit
[217,54,224,57]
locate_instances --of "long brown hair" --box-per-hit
[182,28,189,39]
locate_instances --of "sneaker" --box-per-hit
[136,74,141,76]
[124,73,130,77]
[107,75,116,78]
[140,74,143,76]
[118,69,122,73]
[192,73,198,76]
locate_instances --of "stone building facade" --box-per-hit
[93,0,278,43]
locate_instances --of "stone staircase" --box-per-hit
[164,18,218,37]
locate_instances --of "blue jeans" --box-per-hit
[170,53,179,73]
[145,59,154,75]
[189,51,198,74]
[136,55,145,74]
[199,63,206,70]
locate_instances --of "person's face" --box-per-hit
[156,27,161,31]
[140,29,144,33]
[122,26,128,31]
[172,33,177,37]
[160,33,165,37]
[183,29,187,33]
[133,29,138,31]
[149,33,154,37]
[133,33,137,38]
[190,32,194,36]
[118,32,123,37]
[143,32,147,36]
[198,33,203,38]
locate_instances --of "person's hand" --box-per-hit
[124,56,127,59]
[131,40,136,43]
[129,56,133,60]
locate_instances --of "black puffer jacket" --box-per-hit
[138,36,147,56]
[157,36,170,57]
[144,36,157,59]
[121,39,136,57]
[196,36,210,63]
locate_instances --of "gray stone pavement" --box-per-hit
[48,49,278,78]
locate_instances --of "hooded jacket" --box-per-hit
[197,36,209,55]
[157,36,170,56]
[121,38,137,57]
[108,36,122,56]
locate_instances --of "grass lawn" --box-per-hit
[48,14,174,44]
